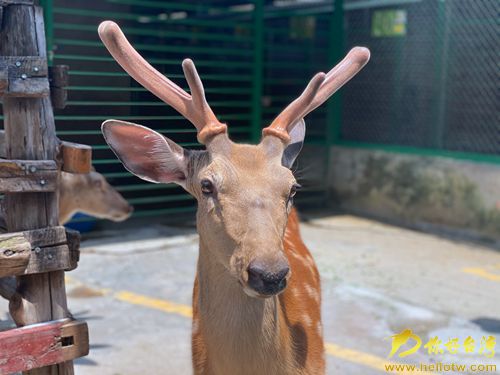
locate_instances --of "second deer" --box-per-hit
[98,21,369,375]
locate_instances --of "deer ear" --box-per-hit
[282,119,305,168]
[102,120,189,185]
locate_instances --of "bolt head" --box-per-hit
[47,254,53,260]
[33,66,40,72]
[40,179,46,186]
[15,61,21,67]
[21,73,28,80]
[34,247,41,253]
[29,165,37,173]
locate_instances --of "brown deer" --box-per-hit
[98,21,369,375]
[58,169,132,224]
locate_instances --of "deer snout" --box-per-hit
[247,258,290,296]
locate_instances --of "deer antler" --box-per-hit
[98,21,226,144]
[263,47,370,143]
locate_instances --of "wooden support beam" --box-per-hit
[0,159,58,192]
[1,131,93,175]
[49,65,69,109]
[0,319,89,374]
[0,275,16,299]
[0,56,49,98]
[0,227,79,278]
[60,141,92,174]
[0,4,75,372]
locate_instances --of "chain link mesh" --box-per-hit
[342,0,498,156]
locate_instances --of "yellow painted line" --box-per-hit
[114,290,193,318]
[462,267,500,282]
[66,276,438,374]
[325,343,437,375]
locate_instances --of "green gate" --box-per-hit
[32,0,337,222]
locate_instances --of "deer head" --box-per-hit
[98,21,369,298]
[59,169,133,224]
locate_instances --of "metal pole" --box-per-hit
[250,0,264,143]
[326,0,344,145]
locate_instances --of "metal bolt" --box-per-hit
[33,66,39,72]
[40,179,46,186]
[15,61,21,67]
[29,165,37,173]
[34,247,41,254]
[21,73,28,80]
[47,254,53,260]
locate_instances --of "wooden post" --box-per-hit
[0,4,74,374]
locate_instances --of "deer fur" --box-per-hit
[98,20,369,375]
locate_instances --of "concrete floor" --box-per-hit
[1,213,499,374]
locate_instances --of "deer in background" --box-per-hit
[98,21,369,375]
[58,169,132,224]
[0,169,132,231]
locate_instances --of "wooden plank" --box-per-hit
[51,86,67,109]
[0,5,73,372]
[0,319,89,374]
[0,56,48,78]
[60,141,92,174]
[4,76,49,97]
[0,227,74,277]
[0,232,31,277]
[0,159,58,192]
[0,63,6,93]
[0,56,48,97]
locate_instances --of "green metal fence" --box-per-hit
[1,0,497,222]
[341,0,499,163]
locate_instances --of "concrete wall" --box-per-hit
[328,147,500,244]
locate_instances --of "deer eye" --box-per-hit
[201,179,214,196]
[287,183,301,205]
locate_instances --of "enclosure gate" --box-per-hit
[0,1,89,374]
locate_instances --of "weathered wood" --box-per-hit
[65,229,80,272]
[0,227,74,277]
[1,6,73,373]
[0,319,89,374]
[51,86,67,109]
[0,0,35,4]
[0,232,31,277]
[0,56,49,97]
[0,276,16,300]
[0,129,4,157]
[4,76,49,97]
[59,141,92,174]
[0,159,58,192]
[49,64,68,87]
[48,65,68,109]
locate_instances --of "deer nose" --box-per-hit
[247,260,289,296]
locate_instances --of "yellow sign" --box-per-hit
[388,329,496,358]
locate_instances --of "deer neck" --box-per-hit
[58,174,81,224]
[196,236,293,374]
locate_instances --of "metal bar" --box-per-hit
[53,24,253,43]
[54,54,253,68]
[250,0,264,143]
[66,86,252,94]
[334,141,500,165]
[52,7,253,29]
[69,70,253,81]
[127,194,193,205]
[326,0,344,146]
[66,100,250,107]
[432,0,450,149]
